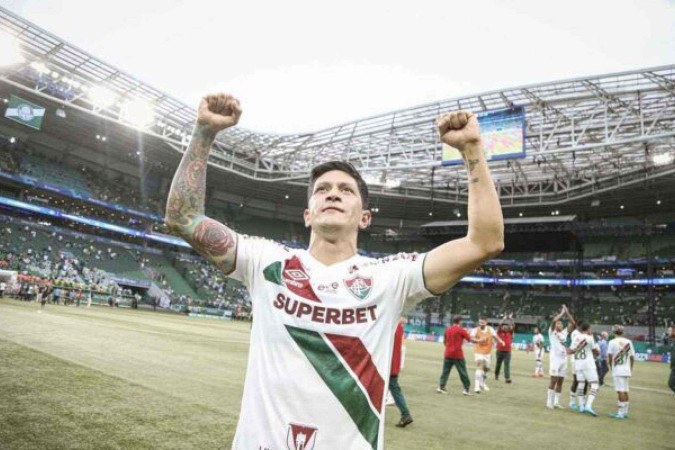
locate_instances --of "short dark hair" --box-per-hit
[453,315,462,324]
[308,161,369,209]
[580,322,591,332]
[479,316,487,321]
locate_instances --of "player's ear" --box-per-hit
[359,209,372,230]
[303,208,311,228]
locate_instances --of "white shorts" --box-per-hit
[575,364,598,383]
[549,358,567,377]
[613,376,630,392]
[475,354,491,366]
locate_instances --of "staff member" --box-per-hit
[437,316,474,396]
[495,313,514,383]
[389,318,413,428]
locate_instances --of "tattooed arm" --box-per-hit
[422,111,504,295]
[165,93,242,274]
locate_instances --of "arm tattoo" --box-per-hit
[467,158,480,174]
[166,125,215,228]
[189,218,237,272]
[165,125,236,272]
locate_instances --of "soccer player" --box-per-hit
[568,320,588,409]
[532,326,544,377]
[389,318,413,427]
[607,325,635,419]
[546,305,575,409]
[495,313,514,383]
[437,315,474,395]
[470,317,505,393]
[567,323,601,416]
[165,94,504,449]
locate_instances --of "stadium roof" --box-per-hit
[1,7,674,220]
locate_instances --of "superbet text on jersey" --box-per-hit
[228,235,432,450]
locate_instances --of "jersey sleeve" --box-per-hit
[607,341,617,356]
[387,252,435,314]
[628,341,635,356]
[228,234,282,289]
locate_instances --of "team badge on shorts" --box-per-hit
[286,422,318,450]
[344,274,373,300]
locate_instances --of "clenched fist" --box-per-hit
[198,93,242,132]
[437,111,481,151]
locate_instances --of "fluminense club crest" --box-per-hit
[286,422,318,450]
[344,274,373,300]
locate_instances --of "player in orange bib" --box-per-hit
[470,316,505,393]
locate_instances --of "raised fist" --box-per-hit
[197,93,242,132]
[437,111,481,151]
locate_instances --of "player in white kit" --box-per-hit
[607,325,635,419]
[546,305,575,409]
[568,321,587,409]
[532,327,544,377]
[165,93,505,449]
[567,323,600,416]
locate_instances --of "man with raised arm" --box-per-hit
[546,305,575,409]
[165,94,504,450]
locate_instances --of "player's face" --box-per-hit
[304,170,371,234]
[478,319,487,328]
[554,321,563,332]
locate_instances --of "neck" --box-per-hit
[308,231,358,266]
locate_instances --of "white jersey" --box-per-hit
[571,333,596,369]
[532,333,544,349]
[548,328,568,360]
[229,236,433,450]
[608,337,635,377]
[569,329,581,369]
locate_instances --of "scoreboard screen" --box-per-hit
[442,106,526,166]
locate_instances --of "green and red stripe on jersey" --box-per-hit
[286,325,384,450]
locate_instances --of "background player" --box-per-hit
[568,320,588,409]
[438,315,475,395]
[567,323,600,416]
[495,313,514,383]
[532,326,544,377]
[547,305,575,409]
[389,317,413,427]
[607,325,635,419]
[471,317,505,393]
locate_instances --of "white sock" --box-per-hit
[586,383,598,408]
[554,392,561,405]
[569,390,577,405]
[623,402,629,415]
[577,382,586,406]
[547,389,554,407]
[476,370,483,388]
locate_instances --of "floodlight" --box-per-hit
[122,98,155,127]
[652,153,674,166]
[88,86,117,109]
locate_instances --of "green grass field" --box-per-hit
[1,298,673,450]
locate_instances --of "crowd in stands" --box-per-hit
[0,145,165,220]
